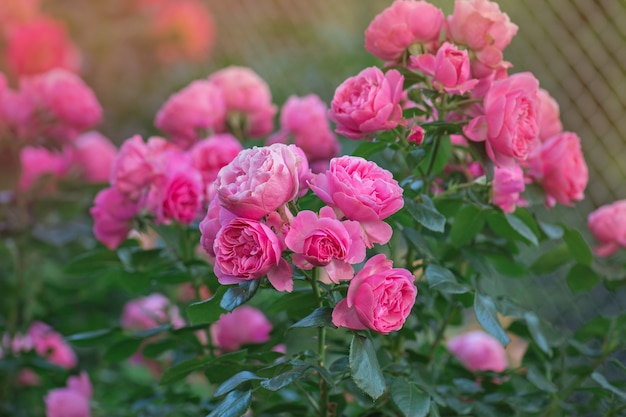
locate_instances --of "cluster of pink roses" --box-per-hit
[329,0,588,214]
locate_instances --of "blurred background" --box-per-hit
[2,0,625,327]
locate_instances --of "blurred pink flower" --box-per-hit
[18,146,70,192]
[190,133,242,195]
[45,372,92,417]
[491,164,525,213]
[90,187,139,250]
[210,306,272,352]
[72,131,117,183]
[121,293,184,331]
[447,330,508,372]
[28,322,77,369]
[588,200,626,257]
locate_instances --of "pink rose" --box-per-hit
[447,330,508,372]
[45,388,90,417]
[364,0,445,61]
[66,372,93,399]
[310,156,404,246]
[527,132,587,207]
[332,254,417,334]
[588,200,626,257]
[411,42,478,94]
[72,131,117,183]
[214,218,293,292]
[160,167,203,224]
[110,135,151,201]
[190,133,243,194]
[208,66,277,138]
[215,143,302,220]
[329,66,404,139]
[90,187,139,250]
[155,80,226,149]
[446,0,518,67]
[537,88,563,141]
[285,206,366,283]
[210,306,272,352]
[464,72,540,167]
[28,322,77,369]
[18,146,70,192]
[408,125,425,145]
[121,293,184,331]
[199,197,237,260]
[491,164,525,213]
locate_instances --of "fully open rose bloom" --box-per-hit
[159,166,203,224]
[90,187,139,250]
[215,143,302,220]
[45,372,92,417]
[464,72,540,167]
[214,218,293,292]
[332,254,417,334]
[588,200,626,257]
[364,0,444,61]
[329,66,404,139]
[210,306,272,352]
[447,330,508,372]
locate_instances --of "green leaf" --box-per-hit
[349,335,386,400]
[65,250,121,275]
[404,196,446,233]
[531,243,572,274]
[352,140,389,159]
[592,372,626,401]
[425,265,469,294]
[450,205,486,248]
[524,312,552,356]
[220,280,260,312]
[566,264,601,293]
[290,307,336,329]
[406,147,426,167]
[187,286,228,325]
[563,229,592,266]
[207,389,252,417]
[402,228,434,261]
[527,366,557,393]
[504,213,538,246]
[390,378,430,417]
[538,221,564,240]
[66,328,120,347]
[214,371,265,397]
[261,363,312,391]
[486,253,528,278]
[103,337,143,362]
[474,293,510,347]
[161,356,214,385]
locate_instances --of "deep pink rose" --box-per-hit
[90,187,139,250]
[18,146,70,192]
[329,67,404,139]
[492,164,525,213]
[408,125,425,145]
[447,330,508,372]
[190,133,243,194]
[588,200,626,257]
[285,206,366,282]
[72,131,117,183]
[155,80,226,149]
[411,42,478,94]
[214,217,293,292]
[527,132,587,207]
[332,254,417,334]
[537,88,563,141]
[28,322,77,369]
[45,388,90,417]
[210,306,272,352]
[110,135,151,200]
[121,293,184,331]
[160,168,203,224]
[208,66,277,137]
[215,143,302,220]
[364,0,444,61]
[464,72,540,167]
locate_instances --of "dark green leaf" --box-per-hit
[504,213,538,246]
[566,264,601,293]
[474,293,510,347]
[402,228,434,261]
[161,356,214,385]
[524,312,552,356]
[564,229,593,266]
[187,286,228,325]
[538,221,564,240]
[407,148,426,167]
[103,337,143,362]
[527,366,557,393]
[65,250,121,275]
[261,363,312,391]
[290,307,336,329]
[591,372,626,401]
[403,107,426,119]
[450,205,486,248]
[207,389,252,417]
[390,378,430,417]
[425,265,469,294]
[350,335,386,400]
[404,196,446,233]
[352,141,389,159]
[486,253,528,278]
[134,324,171,339]
[531,244,572,274]
[66,328,120,347]
[220,280,260,312]
[214,371,265,397]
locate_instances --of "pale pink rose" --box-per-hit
[411,42,478,94]
[190,134,243,193]
[447,0,518,67]
[310,156,403,246]
[199,197,237,260]
[285,206,366,282]
[4,17,81,77]
[210,306,272,352]
[208,66,277,138]
[332,254,417,334]
[159,167,203,224]
[72,131,117,183]
[527,132,587,207]
[537,88,563,141]
[214,218,293,292]
[215,143,302,220]
[28,322,77,369]
[464,72,540,167]
[121,293,184,331]
[364,0,444,61]
[588,200,626,257]
[447,330,508,372]
[45,388,90,417]
[150,0,216,64]
[18,146,70,192]
[491,164,525,213]
[329,66,404,139]
[155,80,226,149]
[90,187,139,250]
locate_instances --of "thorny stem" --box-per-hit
[311,267,329,417]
